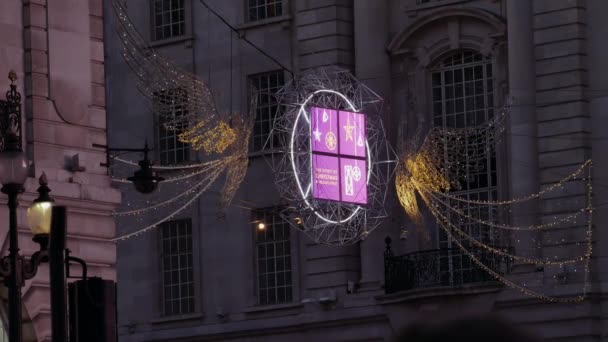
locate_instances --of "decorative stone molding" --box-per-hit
[387,7,506,63]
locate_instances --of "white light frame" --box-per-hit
[289,89,372,224]
[268,67,396,245]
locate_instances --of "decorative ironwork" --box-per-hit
[269,67,397,245]
[0,71,23,152]
[384,237,512,294]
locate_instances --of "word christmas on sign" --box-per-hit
[310,107,367,204]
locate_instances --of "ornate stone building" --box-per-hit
[106,0,608,341]
[0,0,121,340]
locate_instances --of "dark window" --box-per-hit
[152,0,186,41]
[254,208,293,305]
[155,89,190,165]
[430,50,498,285]
[249,71,285,152]
[248,0,283,21]
[160,219,194,316]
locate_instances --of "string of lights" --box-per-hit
[422,187,587,231]
[426,160,592,207]
[112,167,225,241]
[112,157,231,182]
[112,164,229,216]
[428,204,588,303]
[114,156,225,170]
[421,188,589,266]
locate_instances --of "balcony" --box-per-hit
[383,237,512,295]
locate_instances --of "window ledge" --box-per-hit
[243,302,303,314]
[150,312,203,325]
[375,281,503,305]
[150,35,194,48]
[237,14,292,31]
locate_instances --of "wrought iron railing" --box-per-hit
[384,237,512,294]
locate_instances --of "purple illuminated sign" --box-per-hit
[340,158,367,204]
[311,107,338,154]
[310,106,367,204]
[312,155,340,201]
[339,111,366,158]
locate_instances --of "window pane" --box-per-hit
[254,207,293,305]
[152,0,185,40]
[430,50,498,286]
[248,1,282,21]
[161,219,194,316]
[249,71,285,151]
[155,89,190,165]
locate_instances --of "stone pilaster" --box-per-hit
[296,0,355,71]
[533,0,590,286]
[16,0,121,340]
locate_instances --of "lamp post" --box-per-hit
[0,72,54,342]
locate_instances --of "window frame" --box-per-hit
[248,70,286,154]
[153,89,191,166]
[158,218,196,317]
[426,49,508,285]
[252,207,295,306]
[246,0,285,22]
[150,0,192,43]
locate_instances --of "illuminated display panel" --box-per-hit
[311,107,338,154]
[339,110,366,158]
[311,155,340,201]
[340,157,367,204]
[311,106,368,204]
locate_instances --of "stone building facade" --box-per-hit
[0,0,121,340]
[105,0,608,341]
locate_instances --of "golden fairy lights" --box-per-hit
[396,103,593,303]
[110,108,254,241]
[396,150,451,224]
[178,120,237,154]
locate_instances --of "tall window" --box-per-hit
[155,90,190,165]
[248,0,283,21]
[250,71,285,151]
[152,0,186,41]
[161,219,194,316]
[430,50,498,285]
[254,208,293,305]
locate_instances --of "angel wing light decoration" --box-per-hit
[109,0,257,241]
[395,104,593,303]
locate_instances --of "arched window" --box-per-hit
[431,50,494,129]
[430,50,499,285]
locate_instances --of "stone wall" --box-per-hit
[0,0,121,340]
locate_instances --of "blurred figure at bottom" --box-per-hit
[396,313,540,342]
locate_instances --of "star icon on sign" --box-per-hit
[343,116,355,142]
[313,127,322,141]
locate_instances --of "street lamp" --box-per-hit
[93,141,165,194]
[0,71,53,342]
[27,173,54,250]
